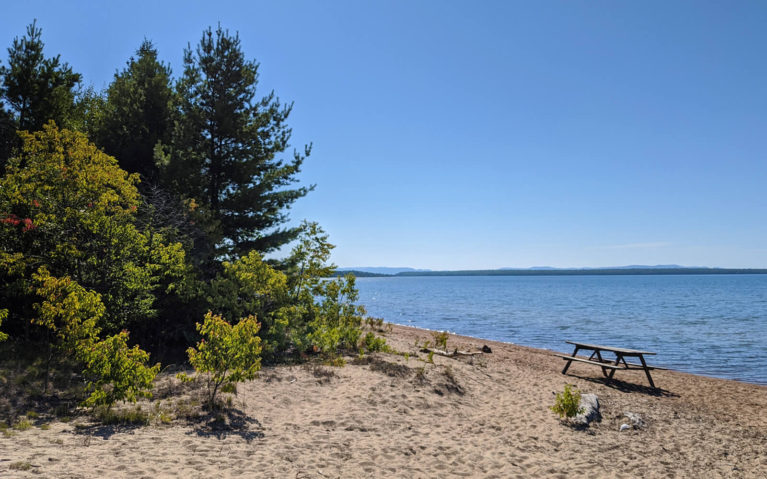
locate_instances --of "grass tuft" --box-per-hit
[9,461,32,471]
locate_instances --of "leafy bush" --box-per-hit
[32,267,103,349]
[32,267,159,409]
[79,330,160,410]
[183,312,262,407]
[31,267,103,393]
[550,384,584,420]
[304,275,365,354]
[361,332,389,353]
[206,250,292,359]
[0,123,188,336]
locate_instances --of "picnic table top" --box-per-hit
[565,340,656,355]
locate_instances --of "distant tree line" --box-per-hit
[0,21,383,410]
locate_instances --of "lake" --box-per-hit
[354,274,767,385]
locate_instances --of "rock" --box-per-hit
[481,345,492,353]
[623,412,645,429]
[573,393,600,426]
[619,423,631,432]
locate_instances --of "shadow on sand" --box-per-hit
[572,374,679,398]
[187,407,265,442]
[72,423,143,440]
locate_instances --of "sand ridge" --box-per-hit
[1,324,766,478]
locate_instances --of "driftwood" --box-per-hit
[420,348,484,358]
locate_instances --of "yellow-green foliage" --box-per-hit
[31,267,159,409]
[205,223,374,362]
[305,275,366,354]
[432,331,449,351]
[32,267,103,349]
[550,384,584,419]
[0,123,187,334]
[12,418,31,431]
[207,250,292,358]
[0,309,8,342]
[79,330,160,409]
[185,312,262,407]
[361,332,388,353]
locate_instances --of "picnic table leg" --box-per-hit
[594,350,610,377]
[562,346,580,374]
[608,353,622,379]
[638,355,656,388]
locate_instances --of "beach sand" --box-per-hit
[2,324,766,478]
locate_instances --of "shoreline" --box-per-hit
[387,321,767,387]
[2,322,766,478]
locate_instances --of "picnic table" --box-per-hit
[555,341,664,388]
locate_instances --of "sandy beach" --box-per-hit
[2,323,766,478]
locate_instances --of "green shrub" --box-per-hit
[550,384,584,419]
[94,406,150,425]
[13,418,31,431]
[361,332,388,353]
[183,312,262,408]
[206,250,292,358]
[79,330,160,410]
[432,331,449,351]
[304,275,365,354]
[30,268,160,410]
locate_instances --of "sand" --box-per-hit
[1,324,766,478]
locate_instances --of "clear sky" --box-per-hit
[2,1,766,269]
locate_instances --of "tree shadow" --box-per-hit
[571,374,679,398]
[71,423,144,440]
[186,407,265,442]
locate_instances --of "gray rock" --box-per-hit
[573,393,600,426]
[619,423,631,432]
[623,411,645,429]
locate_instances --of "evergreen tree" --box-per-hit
[0,102,14,171]
[163,25,312,265]
[94,40,173,183]
[0,20,81,168]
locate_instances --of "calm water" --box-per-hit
[354,275,767,385]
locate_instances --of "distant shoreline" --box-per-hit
[336,267,767,277]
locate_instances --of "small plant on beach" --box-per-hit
[94,405,151,425]
[550,384,584,420]
[324,355,346,367]
[9,461,32,471]
[414,366,427,384]
[426,351,435,364]
[181,312,262,408]
[365,317,385,331]
[432,331,449,351]
[360,331,389,353]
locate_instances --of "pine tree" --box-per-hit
[0,103,14,171]
[163,25,312,266]
[1,20,82,130]
[0,20,81,169]
[93,40,173,183]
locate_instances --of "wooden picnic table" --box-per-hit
[555,341,664,388]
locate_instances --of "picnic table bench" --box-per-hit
[555,341,666,388]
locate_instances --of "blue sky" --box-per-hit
[2,1,766,269]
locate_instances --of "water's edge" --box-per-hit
[356,275,767,385]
